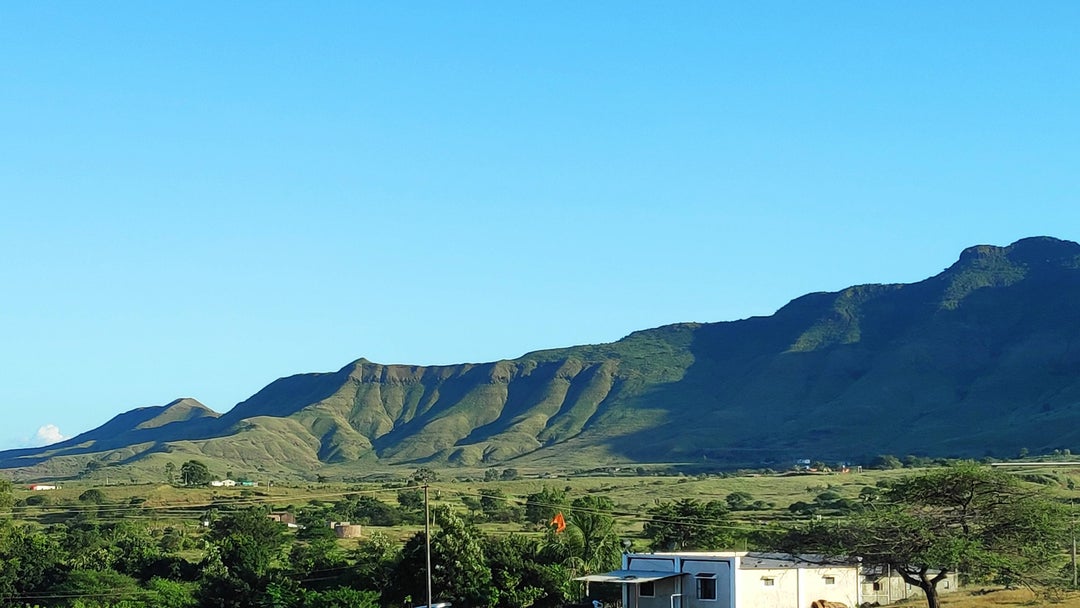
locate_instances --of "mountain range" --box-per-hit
[5,236,1080,479]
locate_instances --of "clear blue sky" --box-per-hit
[3,2,1079,449]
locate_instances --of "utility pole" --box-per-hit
[1071,536,1076,588]
[1072,499,1077,589]
[425,484,433,608]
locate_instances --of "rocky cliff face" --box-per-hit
[6,237,1080,474]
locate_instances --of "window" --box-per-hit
[872,582,883,591]
[762,577,775,587]
[696,574,717,600]
[824,576,835,585]
[639,582,655,597]
[943,580,950,589]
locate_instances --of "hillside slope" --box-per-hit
[5,237,1080,475]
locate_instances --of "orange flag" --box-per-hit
[551,512,567,533]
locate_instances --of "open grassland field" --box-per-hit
[908,588,1080,607]
[7,462,1080,606]
[11,461,1080,540]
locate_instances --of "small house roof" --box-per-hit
[740,553,857,570]
[575,570,686,584]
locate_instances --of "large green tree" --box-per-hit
[348,531,401,595]
[643,498,735,551]
[180,460,212,486]
[0,521,64,598]
[392,506,496,608]
[199,507,288,608]
[781,463,1069,608]
[289,536,347,588]
[525,486,568,527]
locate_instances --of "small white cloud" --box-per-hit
[34,424,66,446]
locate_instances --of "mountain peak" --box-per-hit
[6,236,1080,474]
[956,236,1080,266]
[162,397,210,410]
[136,398,219,429]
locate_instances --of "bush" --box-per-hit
[79,489,106,504]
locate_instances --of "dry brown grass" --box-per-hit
[925,588,1080,608]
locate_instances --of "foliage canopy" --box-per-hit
[781,463,1070,608]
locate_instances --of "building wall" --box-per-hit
[681,558,733,608]
[734,566,860,608]
[624,573,678,608]
[622,556,685,608]
[619,553,867,608]
[861,572,959,605]
[733,567,799,608]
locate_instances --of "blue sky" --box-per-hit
[3,3,1079,449]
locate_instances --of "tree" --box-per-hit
[643,498,735,551]
[478,488,524,523]
[289,536,347,588]
[397,488,424,512]
[180,460,212,486]
[525,486,568,526]
[199,507,288,608]
[297,586,381,608]
[412,467,438,484]
[0,521,66,599]
[869,454,903,469]
[54,568,143,602]
[391,506,496,607]
[725,491,754,511]
[79,488,106,504]
[209,507,287,581]
[109,520,165,577]
[483,534,567,608]
[335,495,404,527]
[165,462,176,484]
[545,496,623,577]
[146,577,200,608]
[348,532,400,595]
[781,463,1069,608]
[0,479,12,512]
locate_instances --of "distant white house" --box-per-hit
[209,479,237,487]
[29,484,59,491]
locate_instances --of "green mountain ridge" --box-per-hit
[6,236,1080,477]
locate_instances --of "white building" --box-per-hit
[579,552,863,608]
[860,565,958,605]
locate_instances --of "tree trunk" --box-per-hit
[920,580,940,608]
[894,566,942,608]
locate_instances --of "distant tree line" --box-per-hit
[0,476,767,608]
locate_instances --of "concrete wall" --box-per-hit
[332,523,362,538]
[733,565,861,608]
[619,553,863,608]
[861,572,959,605]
